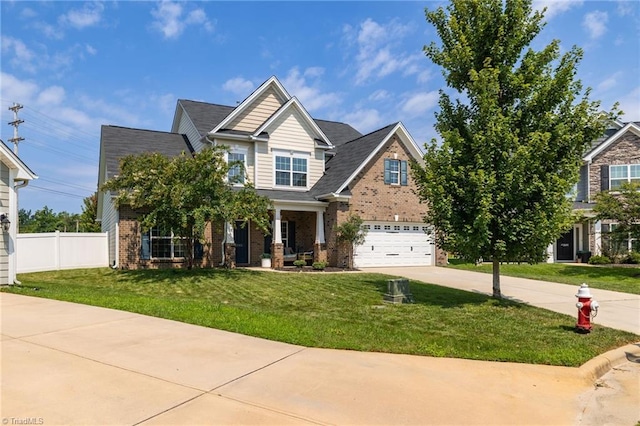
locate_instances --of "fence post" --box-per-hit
[55,230,61,270]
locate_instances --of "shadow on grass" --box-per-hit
[116,267,262,284]
[370,277,523,309]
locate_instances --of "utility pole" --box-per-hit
[8,103,25,155]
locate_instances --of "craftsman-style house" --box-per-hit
[97,76,443,269]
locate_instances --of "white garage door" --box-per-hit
[354,222,434,267]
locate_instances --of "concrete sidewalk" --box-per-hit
[362,266,640,335]
[1,292,639,425]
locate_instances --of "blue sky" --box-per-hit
[1,1,639,214]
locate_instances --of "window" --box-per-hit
[384,225,391,230]
[608,223,638,254]
[403,226,410,231]
[281,221,289,248]
[384,159,408,186]
[610,164,640,190]
[141,227,187,259]
[374,225,381,230]
[275,154,307,188]
[228,152,245,184]
[394,225,401,231]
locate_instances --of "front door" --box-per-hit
[234,221,249,264]
[557,229,574,261]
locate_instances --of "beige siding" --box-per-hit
[177,110,206,152]
[256,110,323,188]
[101,192,118,266]
[0,162,9,285]
[229,88,284,132]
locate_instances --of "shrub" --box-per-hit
[293,260,306,268]
[621,252,640,264]
[261,253,271,259]
[312,261,327,270]
[588,255,611,265]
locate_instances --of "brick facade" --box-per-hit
[588,131,640,201]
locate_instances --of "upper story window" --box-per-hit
[275,152,308,188]
[228,152,245,184]
[384,159,408,186]
[610,164,640,190]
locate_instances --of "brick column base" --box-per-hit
[271,242,284,269]
[224,243,236,269]
[313,243,327,264]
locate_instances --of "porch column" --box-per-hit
[271,208,284,268]
[313,210,327,264]
[594,220,602,256]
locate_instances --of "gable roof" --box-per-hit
[583,121,640,162]
[311,122,423,199]
[98,125,194,183]
[253,96,333,149]
[0,140,37,180]
[176,100,234,137]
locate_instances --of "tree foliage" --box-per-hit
[593,182,640,257]
[413,0,618,297]
[101,145,272,269]
[79,192,101,232]
[335,214,368,269]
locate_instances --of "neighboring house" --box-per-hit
[549,120,640,262]
[97,76,445,269]
[0,140,37,284]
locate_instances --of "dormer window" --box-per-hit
[274,151,308,188]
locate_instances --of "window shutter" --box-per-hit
[601,224,609,233]
[400,160,408,186]
[600,165,609,191]
[289,221,296,251]
[141,231,150,260]
[384,159,391,184]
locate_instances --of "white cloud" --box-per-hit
[59,2,105,29]
[222,77,255,96]
[582,11,608,39]
[596,72,622,93]
[616,1,635,16]
[150,1,213,40]
[342,109,382,134]
[0,72,39,104]
[85,44,97,55]
[282,68,341,113]
[36,86,66,106]
[532,0,583,20]
[617,86,640,121]
[369,90,390,102]
[20,8,37,19]
[401,91,439,116]
[1,36,36,73]
[343,18,424,85]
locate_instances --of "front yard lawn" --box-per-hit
[4,268,638,367]
[447,261,640,295]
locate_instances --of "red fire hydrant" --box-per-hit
[575,283,599,333]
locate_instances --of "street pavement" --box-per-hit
[1,266,639,425]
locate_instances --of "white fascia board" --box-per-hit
[271,199,329,212]
[315,192,351,202]
[253,97,334,149]
[335,122,423,194]
[583,122,640,162]
[210,76,291,134]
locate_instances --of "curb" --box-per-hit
[578,342,640,383]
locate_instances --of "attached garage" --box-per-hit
[354,222,435,267]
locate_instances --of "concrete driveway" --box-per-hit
[362,266,640,334]
[1,291,639,425]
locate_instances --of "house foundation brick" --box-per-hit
[271,242,284,268]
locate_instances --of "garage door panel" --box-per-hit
[354,222,433,268]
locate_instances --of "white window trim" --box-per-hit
[227,147,249,186]
[149,228,187,260]
[388,159,400,185]
[610,164,640,191]
[272,149,310,189]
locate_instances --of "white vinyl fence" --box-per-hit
[17,231,109,273]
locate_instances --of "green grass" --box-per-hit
[447,261,640,295]
[3,268,638,367]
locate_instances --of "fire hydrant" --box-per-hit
[575,283,599,333]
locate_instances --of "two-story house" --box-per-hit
[549,120,640,262]
[97,76,444,269]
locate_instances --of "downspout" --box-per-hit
[112,221,119,269]
[13,179,29,284]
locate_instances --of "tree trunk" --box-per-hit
[492,259,502,298]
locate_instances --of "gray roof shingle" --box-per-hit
[311,123,397,197]
[101,125,194,179]
[178,99,234,136]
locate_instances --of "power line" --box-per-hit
[38,177,96,192]
[27,185,88,199]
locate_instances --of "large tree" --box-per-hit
[102,146,272,269]
[79,192,101,232]
[413,0,617,297]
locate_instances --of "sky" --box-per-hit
[1,1,639,215]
